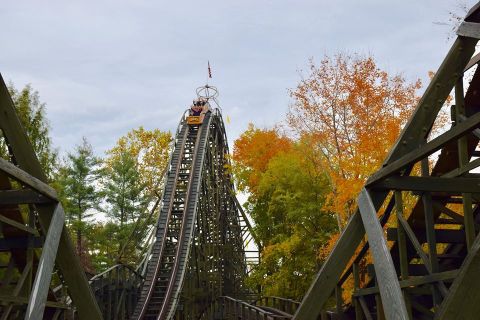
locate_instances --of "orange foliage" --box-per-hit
[232,124,293,194]
[288,53,421,228]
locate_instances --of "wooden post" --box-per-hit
[394,191,412,319]
[455,79,475,250]
[358,188,408,320]
[353,263,364,320]
[25,204,65,320]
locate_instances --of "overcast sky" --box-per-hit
[0,0,475,156]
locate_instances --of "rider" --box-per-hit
[190,98,211,122]
[190,99,203,116]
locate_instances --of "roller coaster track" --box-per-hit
[132,109,254,319]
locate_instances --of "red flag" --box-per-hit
[208,61,212,78]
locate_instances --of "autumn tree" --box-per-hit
[0,84,57,179]
[233,127,336,299]
[232,124,293,194]
[288,53,421,229]
[101,127,171,265]
[106,127,172,197]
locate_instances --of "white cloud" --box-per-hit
[0,0,472,156]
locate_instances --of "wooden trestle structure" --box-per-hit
[2,2,480,319]
[293,2,480,319]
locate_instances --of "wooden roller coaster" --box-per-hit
[2,3,480,319]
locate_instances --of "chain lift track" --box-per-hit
[132,109,251,319]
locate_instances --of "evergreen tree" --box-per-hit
[58,137,101,269]
[102,149,148,227]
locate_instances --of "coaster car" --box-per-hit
[187,98,210,125]
[187,115,202,125]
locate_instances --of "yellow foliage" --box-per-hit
[105,127,172,196]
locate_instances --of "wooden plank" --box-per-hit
[367,110,480,186]
[458,114,480,139]
[437,230,480,319]
[387,228,466,244]
[394,191,412,318]
[358,297,373,320]
[442,156,480,178]
[0,293,68,309]
[357,188,408,320]
[0,189,51,205]
[0,158,57,200]
[354,270,458,297]
[421,159,442,304]
[382,36,477,166]
[455,81,477,251]
[372,176,480,193]
[457,21,480,39]
[432,202,466,225]
[292,211,365,319]
[464,51,480,71]
[0,73,102,319]
[0,237,43,250]
[25,204,64,320]
[0,213,39,235]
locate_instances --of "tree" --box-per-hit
[106,127,171,197]
[102,149,147,227]
[233,127,336,299]
[232,124,293,194]
[0,84,57,179]
[101,127,171,265]
[288,53,421,229]
[57,137,101,270]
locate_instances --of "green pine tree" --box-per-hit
[58,137,101,270]
[102,150,148,227]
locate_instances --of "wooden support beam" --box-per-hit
[383,35,477,167]
[358,297,373,320]
[458,114,480,139]
[368,111,480,186]
[286,32,479,320]
[0,189,51,205]
[442,157,480,178]
[0,237,43,250]
[437,229,480,319]
[372,176,480,194]
[0,158,57,200]
[387,228,466,244]
[353,269,459,297]
[0,293,68,309]
[432,202,467,225]
[421,158,442,304]
[455,80,477,250]
[25,204,64,320]
[457,21,480,39]
[0,73,102,319]
[0,213,39,235]
[357,188,409,320]
[394,191,412,318]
